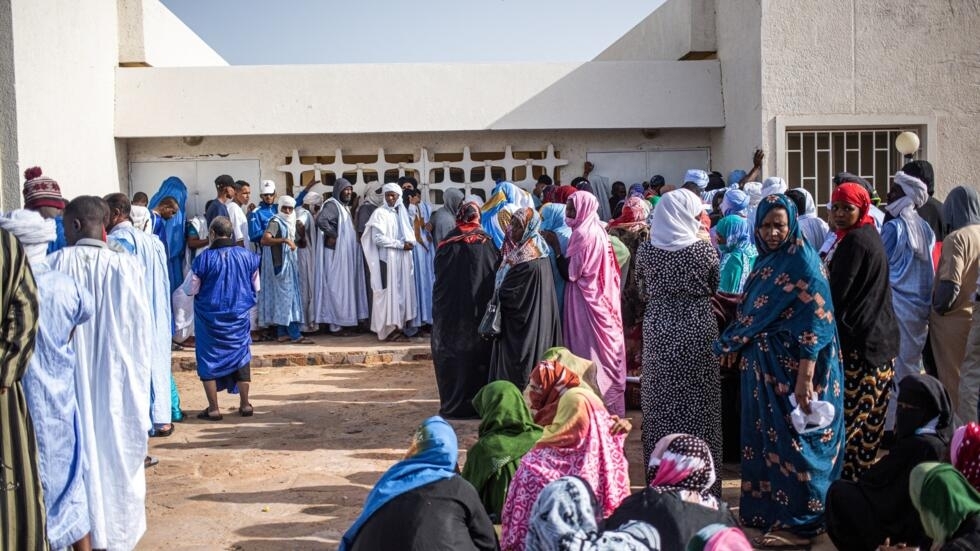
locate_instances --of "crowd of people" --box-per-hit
[2,150,980,550]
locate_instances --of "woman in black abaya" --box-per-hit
[489,207,563,390]
[431,202,500,418]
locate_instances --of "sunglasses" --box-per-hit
[280,206,294,212]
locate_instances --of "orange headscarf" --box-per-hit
[528,360,581,426]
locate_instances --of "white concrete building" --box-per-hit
[1,0,977,214]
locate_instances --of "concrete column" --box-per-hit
[0,0,19,210]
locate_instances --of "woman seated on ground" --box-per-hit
[499,386,631,550]
[605,434,736,550]
[908,462,980,550]
[339,416,497,551]
[462,381,543,523]
[952,422,980,492]
[527,347,600,425]
[525,477,662,550]
[826,373,952,551]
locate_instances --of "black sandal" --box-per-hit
[196,408,223,421]
[239,404,254,417]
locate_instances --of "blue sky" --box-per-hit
[161,0,661,65]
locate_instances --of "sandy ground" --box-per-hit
[141,356,834,550]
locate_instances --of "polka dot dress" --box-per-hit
[635,239,722,491]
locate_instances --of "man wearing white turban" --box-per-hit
[881,172,937,431]
[258,195,310,343]
[360,183,418,340]
[0,209,94,550]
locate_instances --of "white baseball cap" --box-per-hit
[260,180,276,195]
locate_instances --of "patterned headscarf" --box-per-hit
[439,201,490,247]
[525,477,662,551]
[627,183,645,199]
[495,207,550,288]
[609,197,651,228]
[952,423,980,492]
[647,434,719,509]
[528,360,583,426]
[753,194,803,257]
[910,462,980,546]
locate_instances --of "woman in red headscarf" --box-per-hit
[827,182,899,481]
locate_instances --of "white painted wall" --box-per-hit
[114,60,725,137]
[760,0,980,197]
[11,0,122,201]
[115,129,713,204]
[119,0,226,67]
[594,0,714,61]
[708,0,764,176]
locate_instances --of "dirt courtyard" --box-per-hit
[140,350,833,550]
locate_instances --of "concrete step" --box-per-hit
[171,334,432,371]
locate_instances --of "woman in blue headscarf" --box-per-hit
[714,215,758,294]
[340,416,498,551]
[481,181,534,248]
[714,194,844,548]
[540,202,571,312]
[149,176,188,292]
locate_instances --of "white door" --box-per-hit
[586,149,711,187]
[129,159,261,218]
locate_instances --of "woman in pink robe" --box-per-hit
[562,191,627,416]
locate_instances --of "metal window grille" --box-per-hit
[784,127,921,212]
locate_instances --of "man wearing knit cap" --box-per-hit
[48,196,153,551]
[0,209,94,550]
[22,166,68,253]
[248,180,279,246]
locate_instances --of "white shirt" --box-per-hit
[227,201,248,244]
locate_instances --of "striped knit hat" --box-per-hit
[22,166,66,210]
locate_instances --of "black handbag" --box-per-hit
[478,290,502,340]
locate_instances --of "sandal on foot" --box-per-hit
[151,424,174,437]
[196,409,223,421]
[386,331,410,342]
[145,456,160,468]
[753,531,812,550]
[290,337,316,344]
[239,404,254,417]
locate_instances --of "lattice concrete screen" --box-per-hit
[277,145,568,205]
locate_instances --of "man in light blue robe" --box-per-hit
[258,196,307,342]
[186,217,261,417]
[0,209,93,550]
[106,193,178,434]
[882,172,935,430]
[48,196,153,551]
